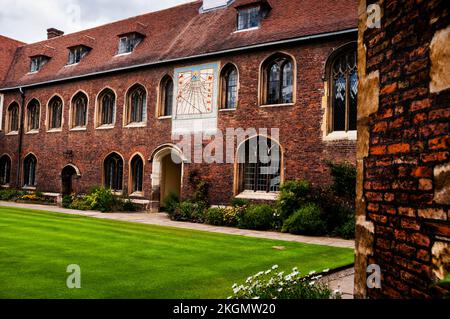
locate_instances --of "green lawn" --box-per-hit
[0,206,354,299]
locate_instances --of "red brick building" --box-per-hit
[0,0,358,210]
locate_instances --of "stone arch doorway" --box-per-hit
[61,164,80,195]
[150,145,184,211]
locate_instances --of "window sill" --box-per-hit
[26,130,39,135]
[236,191,279,201]
[129,192,144,198]
[96,125,115,130]
[323,130,357,141]
[47,128,62,133]
[125,122,146,128]
[233,26,260,33]
[65,63,79,67]
[158,116,172,120]
[1,184,11,188]
[22,186,36,191]
[70,127,87,132]
[259,103,294,108]
[6,131,19,136]
[27,71,39,75]
[112,190,123,196]
[115,52,132,57]
[219,108,237,112]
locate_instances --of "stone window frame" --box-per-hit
[157,74,174,119]
[233,134,284,200]
[69,90,89,131]
[0,94,4,131]
[323,42,358,141]
[102,151,124,195]
[219,62,239,111]
[23,152,37,189]
[95,87,117,129]
[46,94,64,132]
[0,153,12,187]
[25,98,41,134]
[123,83,147,128]
[128,152,145,197]
[258,52,297,108]
[5,101,20,135]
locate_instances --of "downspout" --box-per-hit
[16,87,25,187]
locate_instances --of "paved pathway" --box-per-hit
[0,201,354,249]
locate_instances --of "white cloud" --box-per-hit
[0,0,194,43]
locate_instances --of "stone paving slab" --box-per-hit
[0,201,355,249]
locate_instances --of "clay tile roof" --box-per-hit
[0,0,357,89]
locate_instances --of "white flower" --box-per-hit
[265,270,271,275]
[323,268,330,273]
[227,296,232,299]
[272,265,279,270]
[232,283,237,289]
[252,296,260,299]
[278,288,283,292]
[292,267,298,271]
[308,270,316,275]
[278,271,284,276]
[309,281,316,286]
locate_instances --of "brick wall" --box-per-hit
[0,35,356,205]
[355,0,450,298]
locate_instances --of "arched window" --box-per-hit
[262,54,294,105]
[159,76,173,117]
[237,136,281,193]
[98,89,115,126]
[7,102,19,133]
[0,155,11,185]
[220,64,238,109]
[104,152,123,191]
[130,155,143,194]
[71,92,88,128]
[48,96,63,129]
[26,99,40,131]
[23,154,37,187]
[329,45,358,132]
[126,84,146,124]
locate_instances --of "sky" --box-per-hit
[0,0,195,43]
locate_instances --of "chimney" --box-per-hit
[47,28,64,39]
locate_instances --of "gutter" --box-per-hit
[16,87,25,186]
[0,28,357,92]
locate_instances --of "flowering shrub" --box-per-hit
[229,265,340,299]
[237,204,277,230]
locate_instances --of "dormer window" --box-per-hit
[30,55,49,73]
[237,6,261,30]
[68,45,91,65]
[117,33,144,55]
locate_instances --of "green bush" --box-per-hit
[282,204,326,236]
[204,207,226,226]
[237,204,275,230]
[0,189,24,201]
[230,198,250,207]
[122,199,138,212]
[169,201,206,223]
[334,216,355,239]
[229,265,338,299]
[163,192,180,214]
[277,180,311,220]
[327,162,356,199]
[62,195,73,208]
[67,187,119,212]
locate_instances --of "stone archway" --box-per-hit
[149,145,184,212]
[61,164,80,195]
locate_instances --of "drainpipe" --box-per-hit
[16,87,25,187]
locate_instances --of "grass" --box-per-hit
[0,206,354,299]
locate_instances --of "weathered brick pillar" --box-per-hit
[355,0,450,298]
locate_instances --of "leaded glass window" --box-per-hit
[118,33,143,54]
[23,154,37,187]
[221,65,238,109]
[104,153,123,191]
[131,155,143,193]
[237,6,261,30]
[238,136,281,193]
[8,103,19,132]
[128,85,146,124]
[0,155,11,185]
[27,99,40,131]
[68,46,90,65]
[160,76,173,117]
[48,97,62,129]
[265,56,294,105]
[72,92,87,128]
[99,90,115,126]
[330,48,358,132]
